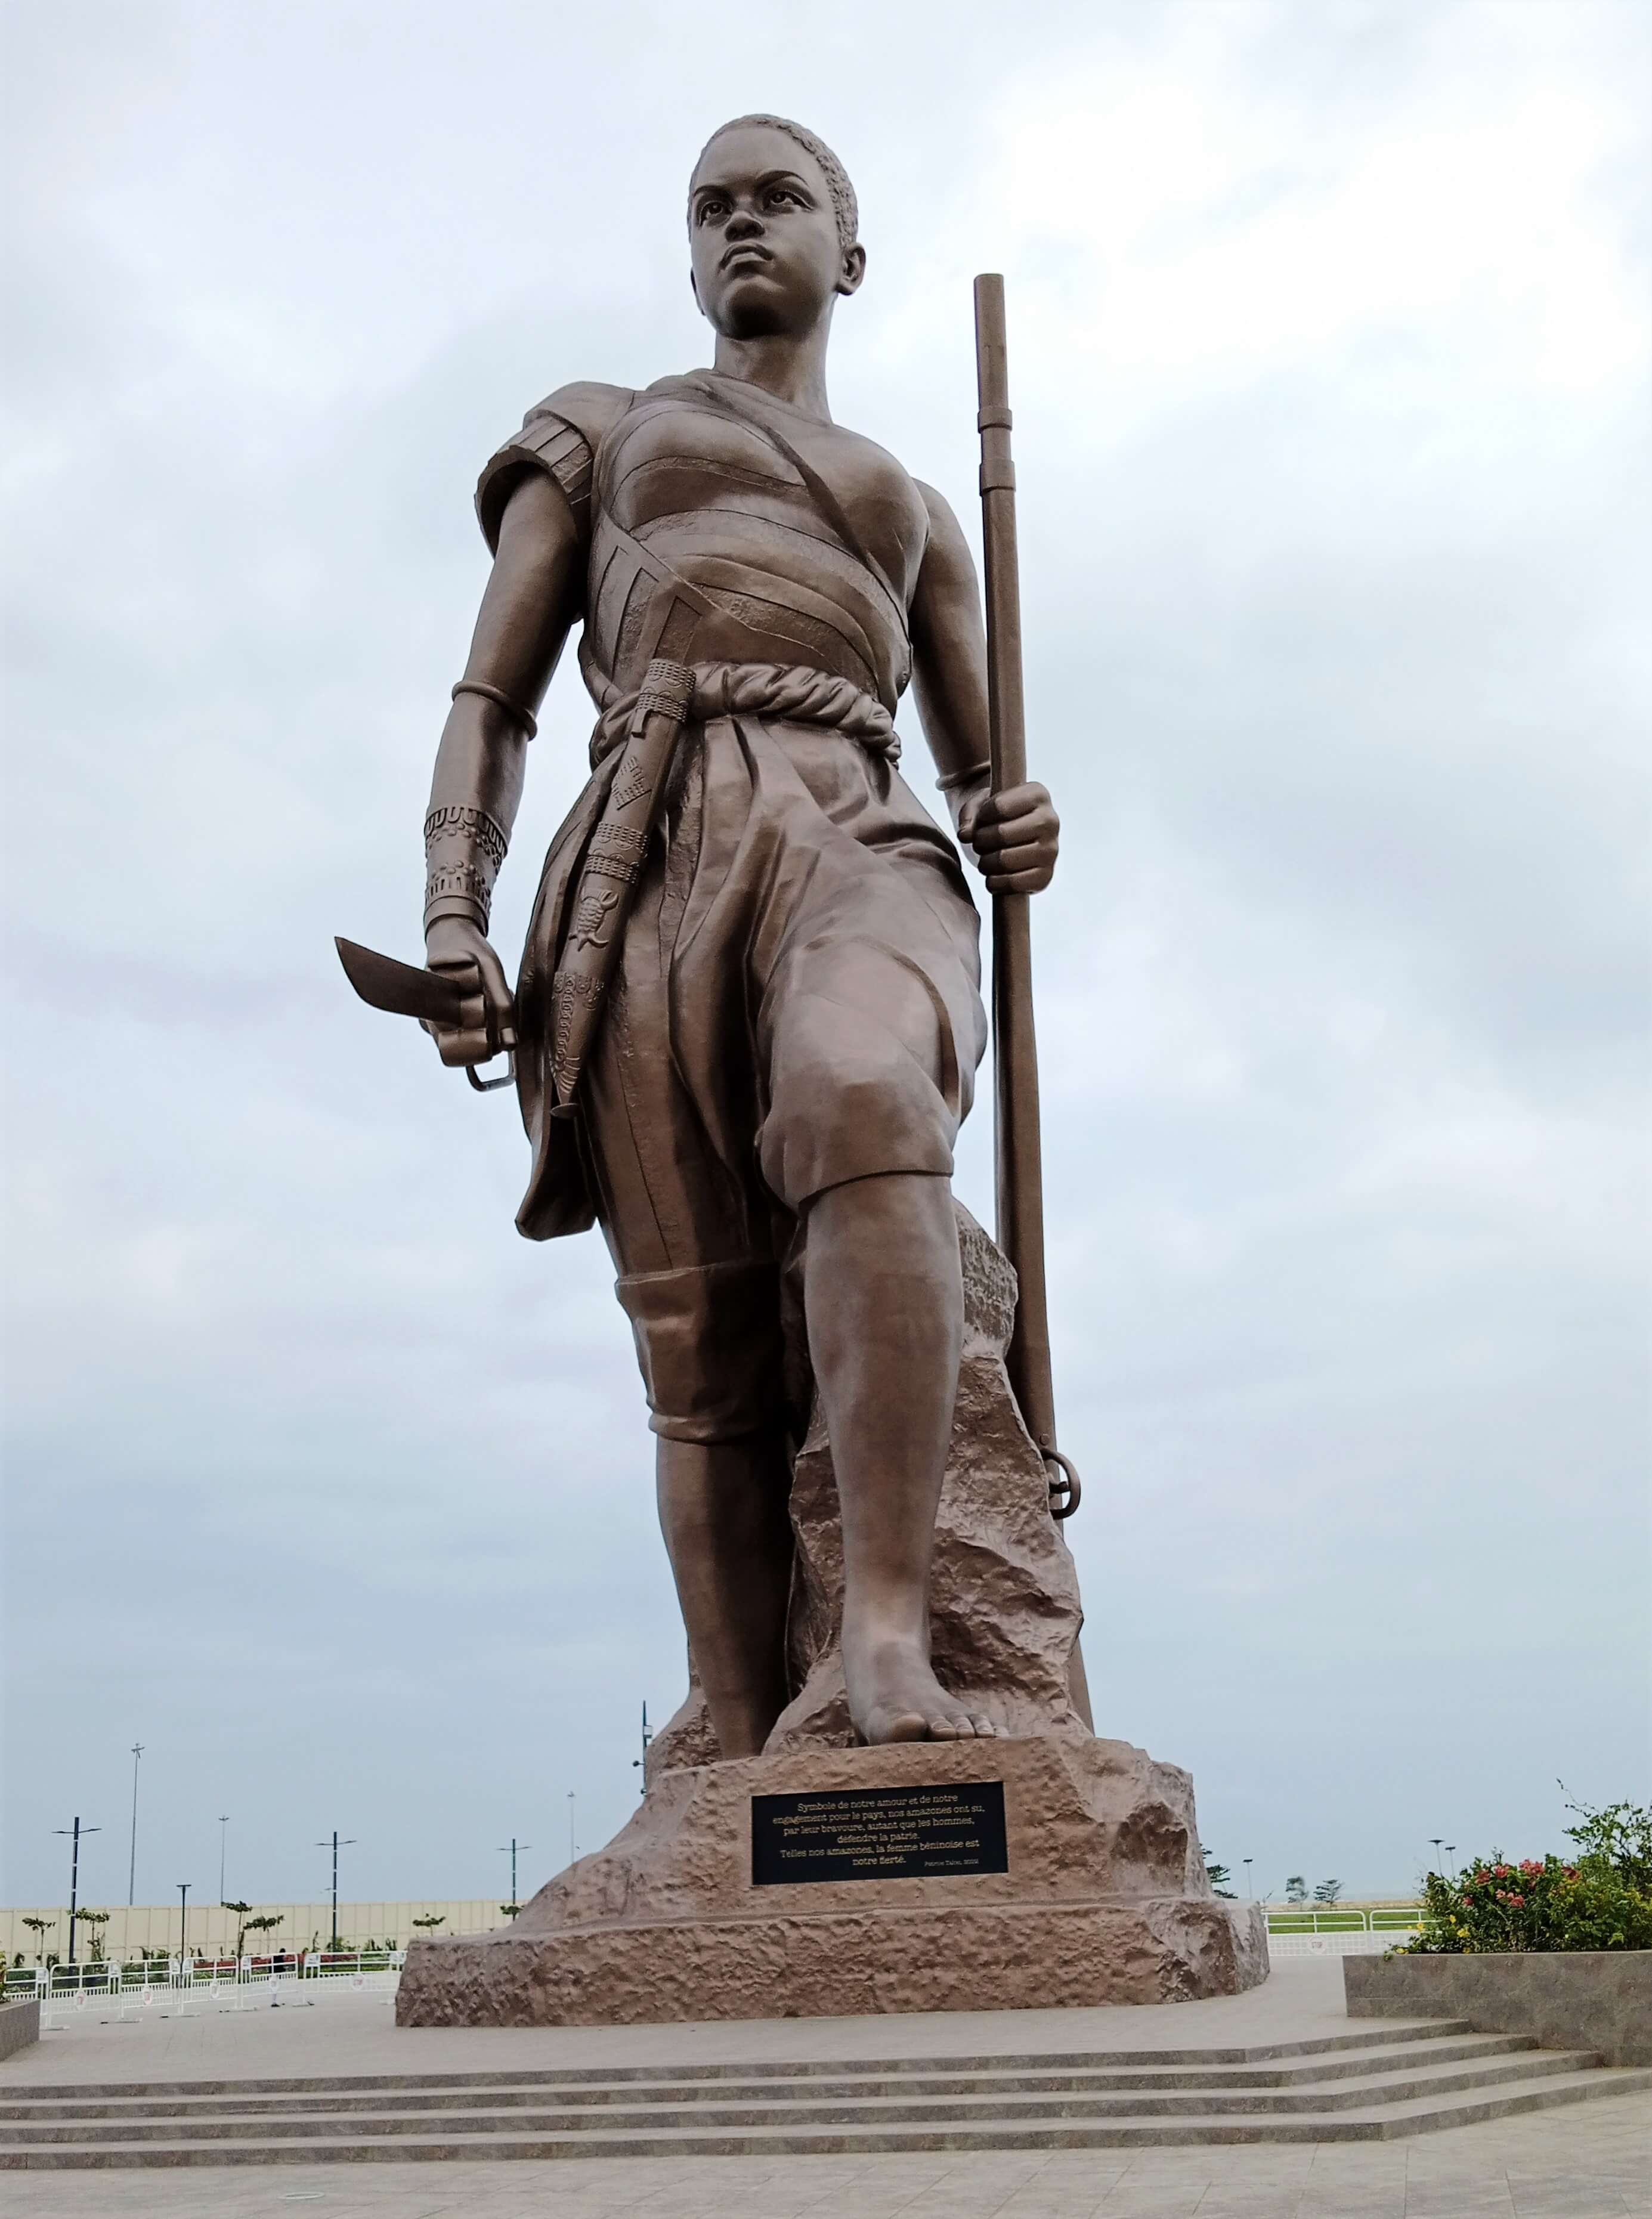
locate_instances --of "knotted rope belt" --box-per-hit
[549,658,896,1113]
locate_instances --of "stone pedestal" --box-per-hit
[396,1735,1268,2026]
[397,1206,1267,2028]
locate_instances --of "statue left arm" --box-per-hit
[909,482,1059,893]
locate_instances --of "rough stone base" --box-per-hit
[395,1895,1265,2027]
[397,1735,1269,2028]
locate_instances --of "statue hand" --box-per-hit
[959,780,1059,894]
[422,915,516,1068]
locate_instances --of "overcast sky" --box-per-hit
[4,0,1647,1917]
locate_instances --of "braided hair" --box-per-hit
[691,116,859,252]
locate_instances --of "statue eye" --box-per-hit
[697,197,728,225]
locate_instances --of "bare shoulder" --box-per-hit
[915,480,976,580]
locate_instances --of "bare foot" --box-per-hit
[845,1633,997,1745]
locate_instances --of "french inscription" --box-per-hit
[751,1781,1008,1886]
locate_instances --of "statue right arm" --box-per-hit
[421,470,584,1066]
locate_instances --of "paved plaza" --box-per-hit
[2,1964,1645,2215]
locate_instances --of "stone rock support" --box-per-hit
[398,1735,1267,2026]
[395,1209,1269,2028]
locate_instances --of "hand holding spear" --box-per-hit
[973,273,1079,1522]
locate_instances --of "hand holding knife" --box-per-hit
[335,937,517,1093]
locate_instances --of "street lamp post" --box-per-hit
[314,1831,357,1952]
[177,1882,191,1967]
[128,1744,143,1907]
[497,1839,533,1914]
[52,1817,101,1967]
[630,1701,654,1796]
[1429,1838,1444,1874]
[218,1816,230,1902]
[1243,1858,1254,1899]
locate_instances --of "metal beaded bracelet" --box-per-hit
[423,862,493,934]
[423,803,509,872]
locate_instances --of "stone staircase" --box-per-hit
[2,2019,1645,2168]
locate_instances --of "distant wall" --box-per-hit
[0,1901,513,1961]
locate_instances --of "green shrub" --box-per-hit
[1399,1794,1652,1955]
[1562,1792,1652,1892]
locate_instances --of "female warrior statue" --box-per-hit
[418,115,1060,1753]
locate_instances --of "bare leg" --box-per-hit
[656,1434,793,1758]
[806,1172,995,1743]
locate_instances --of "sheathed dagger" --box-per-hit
[334,936,515,1093]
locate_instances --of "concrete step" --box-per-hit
[0,2015,1480,2103]
[0,2047,1608,2145]
[0,2032,1539,2120]
[2,2066,1645,2167]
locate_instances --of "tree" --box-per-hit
[242,1915,284,1957]
[411,1915,446,1933]
[222,1902,255,1957]
[500,1903,523,1920]
[20,1917,55,1960]
[76,1911,111,1961]
[1285,1876,1308,1904]
[1201,1851,1236,1900]
[1313,1879,1344,1905]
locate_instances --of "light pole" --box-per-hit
[1444,1846,1456,1875]
[52,1817,101,1967]
[314,1831,357,1952]
[630,1701,654,1796]
[218,1816,230,1902]
[1429,1837,1444,1874]
[1243,1858,1254,1899]
[177,1882,191,1966]
[128,1744,143,1907]
[497,1839,532,1914]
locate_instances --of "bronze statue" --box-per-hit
[348,116,1062,1754]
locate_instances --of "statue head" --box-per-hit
[688,115,865,341]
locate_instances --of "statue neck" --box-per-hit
[710,316,834,422]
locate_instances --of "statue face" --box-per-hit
[689,123,864,339]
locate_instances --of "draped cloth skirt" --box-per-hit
[515,701,986,1446]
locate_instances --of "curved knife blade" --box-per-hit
[335,936,473,1028]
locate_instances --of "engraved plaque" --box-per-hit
[750,1781,1008,1886]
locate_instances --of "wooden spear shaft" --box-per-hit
[974,273,1077,1517]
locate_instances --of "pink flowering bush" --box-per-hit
[1402,1794,1652,1954]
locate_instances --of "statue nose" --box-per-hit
[726,211,763,239]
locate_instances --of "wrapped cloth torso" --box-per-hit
[477,372,987,1446]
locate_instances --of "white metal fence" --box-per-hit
[1263,1909,1421,1932]
[4,1952,405,2031]
[1261,1907,1421,1957]
[1266,1929,1412,1957]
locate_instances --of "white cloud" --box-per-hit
[4,0,1647,1905]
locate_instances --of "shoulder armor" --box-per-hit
[475,382,635,554]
